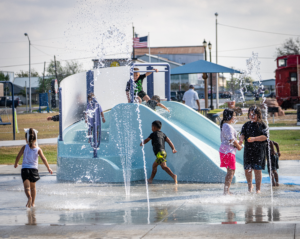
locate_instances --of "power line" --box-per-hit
[218,23,300,37]
[31,45,53,57]
[219,44,281,52]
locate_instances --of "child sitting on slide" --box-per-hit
[146,95,170,112]
[140,120,177,184]
[14,128,53,208]
[125,68,158,103]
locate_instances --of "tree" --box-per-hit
[0,72,10,96]
[15,69,40,77]
[276,37,300,56]
[37,60,83,93]
[226,76,254,94]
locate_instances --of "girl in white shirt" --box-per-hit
[14,128,53,208]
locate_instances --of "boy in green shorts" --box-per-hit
[125,68,158,103]
[140,120,177,184]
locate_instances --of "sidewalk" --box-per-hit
[0,138,57,147]
[0,223,299,238]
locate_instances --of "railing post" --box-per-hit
[130,65,134,103]
[86,70,94,96]
[147,66,154,99]
[59,87,63,141]
[165,65,170,101]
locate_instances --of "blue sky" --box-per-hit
[0,0,299,80]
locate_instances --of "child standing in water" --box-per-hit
[267,140,281,186]
[219,109,243,195]
[14,128,53,208]
[140,120,177,184]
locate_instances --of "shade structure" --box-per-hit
[171,60,241,75]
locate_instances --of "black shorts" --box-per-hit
[138,91,147,99]
[21,168,40,183]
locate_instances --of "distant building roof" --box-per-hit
[253,79,275,86]
[136,54,182,69]
[12,77,40,88]
[135,46,204,56]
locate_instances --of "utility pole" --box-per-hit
[24,33,31,112]
[42,61,46,92]
[54,56,58,80]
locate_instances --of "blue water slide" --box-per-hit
[57,101,252,183]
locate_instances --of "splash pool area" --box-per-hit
[1,159,300,226]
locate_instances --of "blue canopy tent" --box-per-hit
[171,60,241,109]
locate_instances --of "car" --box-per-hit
[8,96,23,106]
[0,97,19,108]
[177,90,185,102]
[171,91,178,101]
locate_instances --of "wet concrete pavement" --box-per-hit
[1,161,300,238]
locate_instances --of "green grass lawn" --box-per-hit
[0,145,57,165]
[0,130,299,165]
[269,130,300,160]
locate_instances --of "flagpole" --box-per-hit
[132,24,135,59]
[148,32,151,63]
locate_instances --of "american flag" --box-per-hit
[133,36,148,48]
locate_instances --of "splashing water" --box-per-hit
[135,103,151,224]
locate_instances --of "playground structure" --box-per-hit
[0,81,17,140]
[56,64,267,183]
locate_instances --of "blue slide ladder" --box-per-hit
[86,70,101,158]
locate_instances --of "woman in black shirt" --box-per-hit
[239,106,268,194]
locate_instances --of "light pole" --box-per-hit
[203,40,208,108]
[208,42,214,110]
[215,13,219,109]
[24,33,31,112]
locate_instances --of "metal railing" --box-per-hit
[130,63,171,103]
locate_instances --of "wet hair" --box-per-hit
[152,120,162,130]
[248,105,262,123]
[25,128,36,148]
[88,93,95,100]
[151,95,160,103]
[220,109,234,131]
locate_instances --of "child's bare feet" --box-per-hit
[256,190,261,194]
[173,175,177,184]
[276,183,279,186]
[26,197,32,208]
[148,178,153,184]
[248,185,254,193]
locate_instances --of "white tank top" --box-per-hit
[22,144,40,169]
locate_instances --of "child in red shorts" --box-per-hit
[219,109,243,195]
